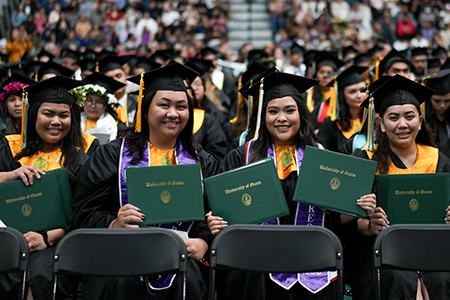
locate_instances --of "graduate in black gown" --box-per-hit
[419,69,450,149]
[0,76,88,300]
[72,62,219,300]
[347,75,450,300]
[318,66,368,153]
[207,71,376,300]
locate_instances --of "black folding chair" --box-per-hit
[373,224,450,300]
[209,224,344,300]
[52,228,188,300]
[0,227,29,300]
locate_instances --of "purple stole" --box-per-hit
[119,138,197,290]
[245,141,335,294]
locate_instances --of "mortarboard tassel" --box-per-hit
[230,76,243,124]
[374,57,383,80]
[327,77,339,121]
[306,88,314,113]
[134,73,144,133]
[95,62,99,73]
[419,76,430,117]
[20,86,28,149]
[35,70,38,82]
[239,80,253,146]
[253,78,264,142]
[363,93,376,151]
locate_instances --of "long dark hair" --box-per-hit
[229,97,248,140]
[15,102,84,181]
[372,105,437,174]
[424,97,450,143]
[249,95,318,163]
[1,95,21,134]
[337,89,364,131]
[121,89,203,165]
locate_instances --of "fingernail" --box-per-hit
[385,215,388,219]
[387,220,390,225]
[356,199,361,202]
[137,209,142,213]
[141,214,145,219]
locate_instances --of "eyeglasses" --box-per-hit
[85,99,106,108]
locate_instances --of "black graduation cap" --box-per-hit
[19,51,32,63]
[134,57,161,73]
[18,75,84,106]
[96,49,117,61]
[1,73,35,87]
[127,62,199,132]
[82,49,97,60]
[290,42,305,55]
[368,75,435,114]
[366,45,383,59]
[35,60,74,81]
[241,62,270,88]
[96,55,129,73]
[432,46,448,58]
[247,49,268,65]
[239,66,278,98]
[84,72,126,94]
[427,57,442,70]
[313,52,344,71]
[9,65,26,77]
[417,69,450,96]
[352,53,370,65]
[199,47,218,58]
[304,50,318,67]
[150,49,173,63]
[411,47,428,58]
[78,58,97,72]
[37,49,55,61]
[185,58,214,77]
[342,46,358,61]
[360,76,392,108]
[378,49,409,75]
[441,58,450,70]
[23,61,44,78]
[246,72,319,102]
[326,65,368,89]
[63,49,81,61]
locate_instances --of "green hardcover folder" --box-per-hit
[293,146,377,218]
[376,173,450,224]
[203,158,289,225]
[126,164,205,225]
[0,168,73,233]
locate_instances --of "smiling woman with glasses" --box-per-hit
[81,72,127,142]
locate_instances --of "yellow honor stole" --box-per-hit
[19,148,64,172]
[337,119,362,140]
[274,145,297,180]
[149,143,176,166]
[85,119,97,132]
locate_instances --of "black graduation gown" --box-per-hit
[429,115,450,149]
[344,149,450,300]
[215,145,341,300]
[72,139,219,300]
[0,137,88,300]
[194,113,229,163]
[317,117,357,153]
[200,97,228,129]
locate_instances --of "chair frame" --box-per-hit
[52,228,188,300]
[208,224,344,300]
[373,224,450,300]
[0,227,29,300]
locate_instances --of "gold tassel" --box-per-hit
[95,61,99,73]
[20,87,28,149]
[420,76,430,116]
[306,89,314,113]
[253,78,264,142]
[363,94,376,151]
[134,73,144,132]
[35,70,38,82]
[374,57,383,80]
[327,77,339,121]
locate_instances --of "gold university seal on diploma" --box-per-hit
[22,203,32,217]
[161,190,171,204]
[409,198,419,212]
[330,177,340,190]
[242,193,252,206]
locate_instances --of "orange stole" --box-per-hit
[366,144,438,174]
[81,132,98,154]
[85,119,97,132]
[149,143,176,166]
[193,108,205,134]
[274,145,297,180]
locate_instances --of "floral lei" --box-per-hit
[0,82,28,105]
[83,84,118,106]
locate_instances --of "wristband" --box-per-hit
[37,230,51,248]
[110,219,117,229]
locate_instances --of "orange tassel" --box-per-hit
[134,73,144,132]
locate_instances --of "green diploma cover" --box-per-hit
[203,158,289,225]
[376,173,450,224]
[0,168,73,233]
[293,146,377,218]
[126,164,205,225]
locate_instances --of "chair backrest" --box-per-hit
[210,224,344,273]
[52,228,188,277]
[0,227,29,300]
[373,224,450,272]
[0,227,28,274]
